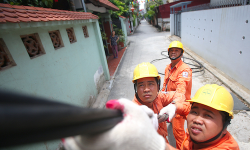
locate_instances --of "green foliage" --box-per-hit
[132,13,136,26]
[133,3,139,9]
[118,36,125,43]
[113,28,124,36]
[146,0,163,8]
[149,4,155,10]
[109,0,129,19]
[0,0,53,8]
[144,0,163,21]
[101,32,108,40]
[147,10,155,17]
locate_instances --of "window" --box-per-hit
[21,33,45,58]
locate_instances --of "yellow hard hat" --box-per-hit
[187,84,234,118]
[132,62,161,83]
[168,41,184,52]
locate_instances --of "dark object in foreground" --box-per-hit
[0,90,123,148]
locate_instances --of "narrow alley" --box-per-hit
[107,20,250,149]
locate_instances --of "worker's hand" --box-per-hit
[158,114,169,123]
[139,105,158,130]
[159,103,177,123]
[63,98,165,150]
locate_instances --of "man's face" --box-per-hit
[187,103,224,142]
[136,77,159,103]
[169,48,182,59]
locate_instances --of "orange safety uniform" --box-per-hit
[166,130,239,150]
[162,59,192,149]
[133,91,191,143]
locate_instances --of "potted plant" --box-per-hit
[118,36,125,50]
[113,28,125,50]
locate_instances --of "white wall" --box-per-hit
[181,5,250,90]
[170,14,175,35]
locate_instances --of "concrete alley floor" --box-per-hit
[105,20,250,149]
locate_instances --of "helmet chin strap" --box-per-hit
[190,118,231,144]
[190,130,223,144]
[168,50,183,60]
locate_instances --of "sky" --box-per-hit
[139,1,145,10]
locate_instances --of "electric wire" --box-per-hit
[150,50,205,75]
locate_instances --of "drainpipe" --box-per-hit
[81,0,87,12]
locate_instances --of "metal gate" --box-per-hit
[174,12,181,37]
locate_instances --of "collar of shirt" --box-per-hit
[167,59,184,71]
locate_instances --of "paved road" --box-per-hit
[107,20,250,149]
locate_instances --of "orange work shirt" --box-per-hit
[167,131,239,150]
[132,91,190,143]
[162,60,192,101]
[174,130,240,150]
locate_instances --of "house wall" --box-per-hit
[125,18,131,35]
[0,20,109,149]
[170,14,175,35]
[119,17,128,46]
[181,5,250,90]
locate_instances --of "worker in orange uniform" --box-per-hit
[179,84,239,149]
[63,84,239,150]
[162,41,192,149]
[132,62,191,143]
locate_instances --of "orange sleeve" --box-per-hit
[175,102,191,117]
[173,68,192,100]
[162,66,169,92]
[159,91,185,107]
[160,91,175,107]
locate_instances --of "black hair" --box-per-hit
[219,111,231,130]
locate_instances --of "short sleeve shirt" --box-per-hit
[110,35,118,46]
